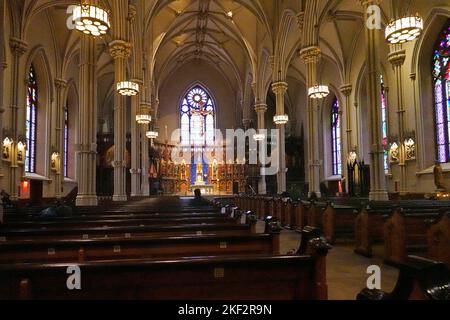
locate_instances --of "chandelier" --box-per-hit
[308,85,330,99]
[273,114,289,125]
[117,81,140,96]
[385,15,423,44]
[73,3,111,37]
[146,131,159,140]
[136,104,151,124]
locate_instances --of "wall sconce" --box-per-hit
[2,137,13,162]
[17,141,26,164]
[404,138,416,161]
[347,151,358,166]
[51,152,60,172]
[389,142,399,163]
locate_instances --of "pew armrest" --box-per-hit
[356,288,390,300]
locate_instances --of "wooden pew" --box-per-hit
[305,201,327,228]
[357,255,450,300]
[384,209,439,266]
[427,213,450,268]
[0,232,281,264]
[322,204,359,244]
[0,222,255,241]
[354,207,389,257]
[0,215,240,230]
[293,201,308,231]
[5,211,224,224]
[0,227,331,300]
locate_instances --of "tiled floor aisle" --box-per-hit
[257,222,399,300]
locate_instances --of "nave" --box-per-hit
[0,195,448,300]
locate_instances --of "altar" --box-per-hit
[190,160,215,195]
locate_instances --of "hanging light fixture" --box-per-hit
[73,2,111,37]
[308,84,330,99]
[273,114,289,125]
[385,14,423,44]
[146,130,159,140]
[117,81,140,96]
[136,103,152,125]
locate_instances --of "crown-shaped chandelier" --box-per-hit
[73,2,111,37]
[308,84,330,99]
[385,14,423,44]
[273,114,289,125]
[146,130,159,140]
[117,81,140,96]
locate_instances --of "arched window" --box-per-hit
[180,86,216,147]
[331,98,342,175]
[433,21,450,163]
[64,106,69,177]
[381,75,389,173]
[25,65,38,173]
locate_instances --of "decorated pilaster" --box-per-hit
[54,78,68,198]
[130,78,142,197]
[272,82,288,194]
[254,103,267,194]
[109,40,131,202]
[76,35,98,206]
[388,48,407,194]
[360,0,388,201]
[8,38,28,200]
[300,46,322,198]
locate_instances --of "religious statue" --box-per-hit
[433,162,447,191]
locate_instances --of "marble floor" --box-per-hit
[257,222,399,300]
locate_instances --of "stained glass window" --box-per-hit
[25,65,37,173]
[64,106,69,177]
[433,20,450,163]
[180,86,216,147]
[331,98,342,175]
[381,75,389,173]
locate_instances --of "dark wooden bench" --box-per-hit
[354,207,389,257]
[0,227,331,300]
[427,213,450,268]
[0,232,281,264]
[322,204,359,244]
[0,222,255,241]
[357,255,450,300]
[384,209,440,266]
[0,215,240,230]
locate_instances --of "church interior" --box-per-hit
[0,0,449,301]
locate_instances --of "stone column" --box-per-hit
[109,40,131,202]
[340,84,353,192]
[9,38,28,200]
[300,46,322,198]
[360,0,388,201]
[130,79,143,197]
[388,48,407,194]
[254,103,267,194]
[76,35,98,206]
[0,61,7,180]
[272,82,288,194]
[54,78,68,199]
[140,102,151,196]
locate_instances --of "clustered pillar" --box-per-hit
[109,40,131,202]
[272,82,288,194]
[254,103,267,194]
[360,0,389,201]
[76,35,98,206]
[300,46,322,198]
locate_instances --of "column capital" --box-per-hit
[296,12,305,30]
[410,73,416,81]
[299,46,321,63]
[109,40,132,60]
[9,38,28,57]
[54,78,68,89]
[388,49,406,67]
[128,4,137,21]
[271,81,288,95]
[254,103,268,113]
[340,84,353,97]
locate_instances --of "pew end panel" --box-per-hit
[357,255,450,300]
